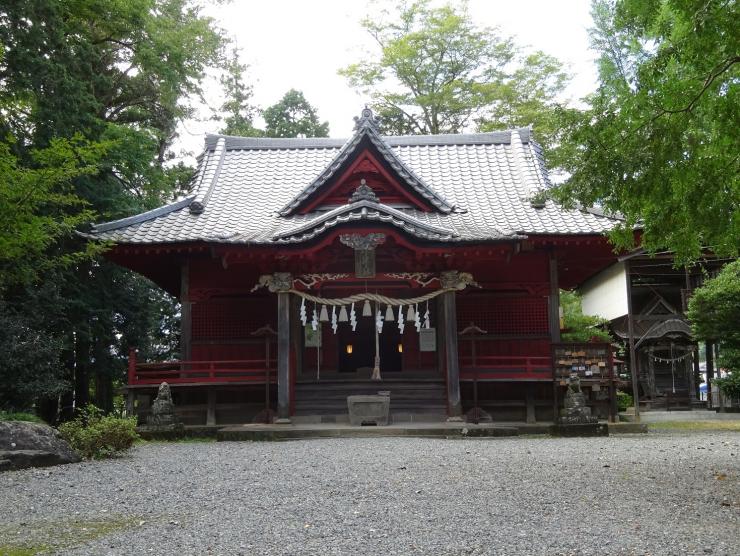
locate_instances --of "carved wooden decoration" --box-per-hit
[339,233,386,278]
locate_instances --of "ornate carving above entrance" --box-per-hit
[340,232,386,278]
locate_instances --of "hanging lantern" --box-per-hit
[406,304,416,322]
[385,305,395,321]
[362,299,372,317]
[299,298,307,326]
[397,343,403,353]
[331,306,338,334]
[346,344,353,354]
[338,305,349,322]
[319,305,329,322]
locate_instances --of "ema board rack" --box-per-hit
[551,343,614,384]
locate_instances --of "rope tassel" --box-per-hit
[385,305,395,322]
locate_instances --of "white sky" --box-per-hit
[176,0,599,156]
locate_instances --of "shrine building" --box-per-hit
[87,109,622,425]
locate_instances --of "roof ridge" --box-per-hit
[90,196,194,234]
[188,137,226,214]
[204,129,532,152]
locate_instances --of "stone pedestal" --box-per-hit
[347,395,390,426]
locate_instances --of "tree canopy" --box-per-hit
[687,260,740,375]
[553,0,739,264]
[219,47,262,137]
[339,0,572,168]
[0,0,224,415]
[263,89,330,138]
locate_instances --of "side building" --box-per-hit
[86,109,621,425]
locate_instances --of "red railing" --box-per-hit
[128,348,276,386]
[459,355,552,380]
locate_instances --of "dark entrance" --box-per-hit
[337,316,402,374]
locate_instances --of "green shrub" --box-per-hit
[714,371,740,403]
[0,411,44,423]
[616,390,634,412]
[58,405,139,459]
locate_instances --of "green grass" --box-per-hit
[0,516,141,555]
[648,420,740,432]
[0,411,44,423]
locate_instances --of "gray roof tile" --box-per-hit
[89,128,620,245]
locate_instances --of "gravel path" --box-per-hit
[1,432,738,555]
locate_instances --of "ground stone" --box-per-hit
[0,421,79,471]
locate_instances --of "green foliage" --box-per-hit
[553,0,739,264]
[0,287,69,413]
[0,0,224,418]
[58,405,139,459]
[713,371,740,402]
[687,261,740,373]
[0,135,105,290]
[616,390,633,412]
[0,411,44,423]
[219,47,262,137]
[340,0,571,168]
[263,89,330,138]
[560,290,612,343]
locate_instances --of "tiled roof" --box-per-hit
[87,121,620,245]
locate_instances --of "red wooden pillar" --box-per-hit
[549,251,561,422]
[180,261,192,362]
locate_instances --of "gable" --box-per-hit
[278,108,455,216]
[298,147,434,213]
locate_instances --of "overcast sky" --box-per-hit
[177,0,599,156]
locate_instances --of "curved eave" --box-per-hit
[273,200,459,244]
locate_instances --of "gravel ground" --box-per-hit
[1,432,738,556]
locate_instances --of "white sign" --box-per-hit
[419,328,436,352]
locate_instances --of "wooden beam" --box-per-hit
[440,290,462,419]
[276,290,292,423]
[625,259,641,421]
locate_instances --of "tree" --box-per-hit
[0,0,225,416]
[339,0,571,167]
[263,89,329,138]
[553,0,739,264]
[219,47,262,137]
[0,136,104,290]
[560,290,612,343]
[687,261,740,378]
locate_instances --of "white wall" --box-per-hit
[579,261,628,321]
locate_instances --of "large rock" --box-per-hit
[0,421,80,471]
